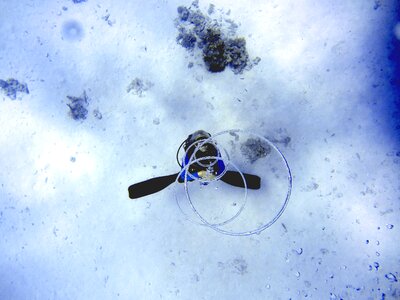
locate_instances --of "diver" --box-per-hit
[177,130,226,182]
[128,130,260,199]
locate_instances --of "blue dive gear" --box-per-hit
[179,153,226,182]
[178,130,226,183]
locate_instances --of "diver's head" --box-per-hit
[185,130,211,145]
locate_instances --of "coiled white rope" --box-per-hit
[175,129,292,236]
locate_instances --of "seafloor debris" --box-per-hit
[127,78,154,97]
[269,136,291,147]
[241,138,271,163]
[175,1,260,74]
[207,3,215,15]
[267,128,291,148]
[93,108,103,120]
[0,78,29,100]
[153,117,160,125]
[67,91,89,120]
[217,257,248,275]
[102,10,115,26]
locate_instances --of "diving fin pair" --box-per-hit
[128,171,260,199]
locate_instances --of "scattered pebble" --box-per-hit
[93,109,103,120]
[386,224,394,229]
[175,1,259,74]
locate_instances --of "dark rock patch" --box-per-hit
[241,138,271,163]
[175,1,260,74]
[67,91,89,121]
[0,78,29,100]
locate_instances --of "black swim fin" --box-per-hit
[128,173,179,199]
[220,171,261,189]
